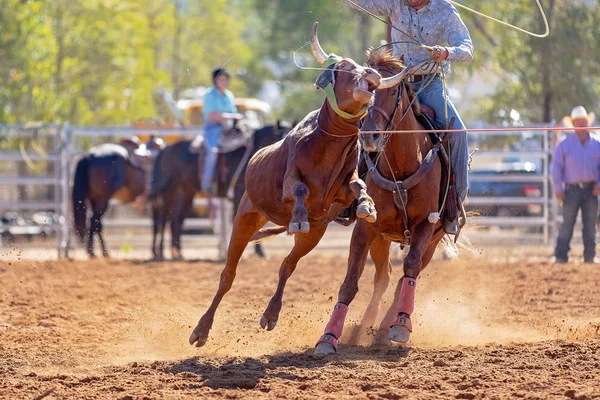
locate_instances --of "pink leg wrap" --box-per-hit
[323,302,349,339]
[395,277,416,316]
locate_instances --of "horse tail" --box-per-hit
[72,156,89,243]
[147,149,166,200]
[250,226,287,243]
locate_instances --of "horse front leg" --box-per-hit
[387,220,435,344]
[348,173,377,223]
[314,220,377,354]
[282,167,310,233]
[347,235,391,345]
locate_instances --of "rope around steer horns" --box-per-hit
[316,54,370,120]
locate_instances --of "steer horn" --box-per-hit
[378,63,413,89]
[311,22,329,64]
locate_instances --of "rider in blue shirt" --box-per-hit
[201,68,240,194]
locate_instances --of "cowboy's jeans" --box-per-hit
[555,185,598,261]
[201,123,222,193]
[408,75,469,201]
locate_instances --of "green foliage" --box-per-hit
[2,0,600,126]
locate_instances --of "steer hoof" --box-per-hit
[288,221,310,233]
[189,326,209,347]
[260,314,278,331]
[357,203,377,223]
[388,324,411,344]
[314,342,336,355]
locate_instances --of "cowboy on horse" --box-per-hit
[200,67,245,195]
[350,0,474,234]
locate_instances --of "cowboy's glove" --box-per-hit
[429,46,449,62]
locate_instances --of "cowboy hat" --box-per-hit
[562,105,595,127]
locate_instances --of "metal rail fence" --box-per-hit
[0,123,567,258]
[0,125,70,257]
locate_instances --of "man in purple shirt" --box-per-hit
[552,106,600,263]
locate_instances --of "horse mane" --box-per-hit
[365,47,420,116]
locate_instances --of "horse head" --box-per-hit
[310,22,408,120]
[360,47,412,152]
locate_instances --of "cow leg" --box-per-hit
[388,221,436,344]
[282,167,309,233]
[260,225,327,331]
[347,235,391,345]
[349,175,377,223]
[315,220,377,354]
[189,193,267,347]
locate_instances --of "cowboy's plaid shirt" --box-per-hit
[351,0,474,75]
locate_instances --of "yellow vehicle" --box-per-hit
[134,88,272,144]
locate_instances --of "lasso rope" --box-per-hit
[448,0,550,38]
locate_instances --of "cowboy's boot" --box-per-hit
[443,176,460,235]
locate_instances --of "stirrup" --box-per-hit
[443,218,459,235]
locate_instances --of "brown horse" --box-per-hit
[72,137,163,258]
[315,48,448,354]
[188,23,409,347]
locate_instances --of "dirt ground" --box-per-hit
[1,246,600,399]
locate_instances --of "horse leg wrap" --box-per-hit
[316,302,348,352]
[391,277,416,331]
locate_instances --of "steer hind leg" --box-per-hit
[260,225,327,330]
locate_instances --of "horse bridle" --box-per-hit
[367,66,406,132]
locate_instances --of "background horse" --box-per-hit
[72,137,163,258]
[188,22,408,348]
[315,48,448,354]
[148,122,292,261]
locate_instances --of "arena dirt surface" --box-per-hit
[1,248,600,399]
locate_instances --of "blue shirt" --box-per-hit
[552,133,600,192]
[202,87,237,122]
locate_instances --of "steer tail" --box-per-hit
[250,226,287,243]
[72,157,89,244]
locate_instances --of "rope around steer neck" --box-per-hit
[317,54,369,120]
[323,84,369,120]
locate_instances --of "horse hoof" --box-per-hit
[389,325,411,344]
[288,221,309,233]
[314,342,336,355]
[260,314,278,331]
[371,330,391,347]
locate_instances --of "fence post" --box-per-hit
[60,123,71,258]
[542,127,550,245]
[216,198,232,261]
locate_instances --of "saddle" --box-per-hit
[126,147,155,173]
[189,125,252,155]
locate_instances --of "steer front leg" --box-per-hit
[348,173,376,223]
[282,167,310,233]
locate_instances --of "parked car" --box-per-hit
[466,163,544,218]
